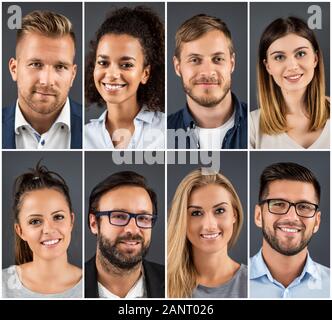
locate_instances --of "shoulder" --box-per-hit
[250,109,260,122]
[143,260,165,277]
[2,265,16,277]
[167,108,185,129]
[2,105,16,121]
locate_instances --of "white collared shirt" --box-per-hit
[97,274,146,299]
[15,98,71,149]
[84,106,165,149]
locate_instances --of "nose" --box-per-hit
[39,66,56,87]
[123,216,140,233]
[198,60,217,78]
[286,56,299,70]
[42,219,56,234]
[203,212,218,230]
[105,63,120,80]
[286,204,300,220]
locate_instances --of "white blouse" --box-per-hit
[250,109,330,149]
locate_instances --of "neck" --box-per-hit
[95,250,142,298]
[261,240,308,287]
[187,91,234,128]
[281,88,307,115]
[18,99,64,135]
[192,247,236,285]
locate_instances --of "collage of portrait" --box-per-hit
[0,1,330,300]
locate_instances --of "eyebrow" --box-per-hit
[27,210,65,218]
[187,52,226,58]
[187,202,228,209]
[101,208,152,214]
[270,46,310,56]
[27,58,71,66]
[96,55,136,61]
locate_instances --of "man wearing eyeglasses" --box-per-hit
[85,171,164,298]
[250,162,330,298]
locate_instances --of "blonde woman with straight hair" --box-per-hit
[168,168,247,298]
[250,17,330,149]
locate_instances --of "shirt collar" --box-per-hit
[94,105,154,125]
[14,98,71,134]
[182,92,244,129]
[250,249,322,282]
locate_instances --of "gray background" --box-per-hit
[250,151,330,267]
[2,151,82,268]
[85,151,165,266]
[250,2,330,110]
[85,2,165,123]
[2,2,82,107]
[167,151,248,265]
[167,2,247,115]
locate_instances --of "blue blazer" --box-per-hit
[2,100,82,149]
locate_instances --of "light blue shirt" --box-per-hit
[84,106,165,149]
[250,249,330,298]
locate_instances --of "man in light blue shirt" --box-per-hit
[250,162,330,298]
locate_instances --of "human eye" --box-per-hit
[190,210,203,217]
[270,200,287,209]
[54,214,65,221]
[120,62,134,69]
[188,56,201,64]
[55,64,68,71]
[29,218,42,226]
[96,59,108,67]
[297,202,314,211]
[212,56,225,64]
[296,50,306,58]
[137,215,153,223]
[111,212,128,221]
[29,62,43,68]
[215,207,226,215]
[274,54,285,62]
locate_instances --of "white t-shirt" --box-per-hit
[195,110,235,149]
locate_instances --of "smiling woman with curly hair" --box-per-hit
[85,6,165,149]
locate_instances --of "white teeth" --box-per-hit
[42,239,60,245]
[201,233,220,239]
[104,83,125,90]
[281,227,298,233]
[286,75,301,80]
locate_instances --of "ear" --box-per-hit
[15,223,25,241]
[230,52,235,74]
[313,211,321,234]
[89,213,98,235]
[9,57,18,81]
[254,204,263,228]
[70,64,77,87]
[173,56,181,77]
[70,212,75,229]
[313,51,318,68]
[141,65,151,84]
[263,58,271,75]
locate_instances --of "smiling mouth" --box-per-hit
[284,74,303,81]
[102,83,126,91]
[277,227,301,234]
[200,232,221,239]
[41,239,61,246]
[34,91,56,96]
[119,240,141,246]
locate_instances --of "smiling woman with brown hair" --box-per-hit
[250,17,330,149]
[2,163,82,298]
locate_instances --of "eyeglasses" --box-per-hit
[94,210,157,228]
[260,199,319,218]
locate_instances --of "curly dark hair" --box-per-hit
[85,6,165,112]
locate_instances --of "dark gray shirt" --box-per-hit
[192,264,247,298]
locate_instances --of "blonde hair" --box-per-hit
[257,17,329,135]
[17,10,75,47]
[167,168,243,298]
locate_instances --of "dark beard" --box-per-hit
[98,233,150,270]
[262,220,312,256]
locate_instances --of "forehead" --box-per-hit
[19,189,69,215]
[267,33,313,53]
[98,186,153,212]
[266,180,317,202]
[96,33,144,57]
[179,29,231,58]
[188,183,232,206]
[16,32,75,61]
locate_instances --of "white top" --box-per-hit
[250,109,330,149]
[84,106,165,149]
[15,98,71,149]
[97,274,146,299]
[195,110,235,149]
[2,265,82,298]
